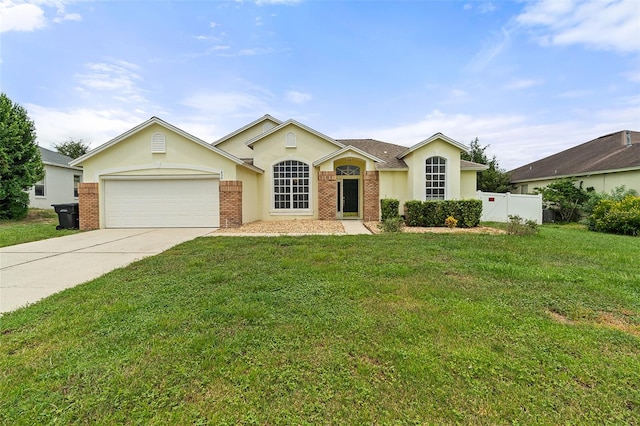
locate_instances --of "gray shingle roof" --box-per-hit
[509,130,640,182]
[39,146,75,168]
[336,139,408,169]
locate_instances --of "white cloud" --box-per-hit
[180,92,270,116]
[478,2,497,14]
[209,21,218,28]
[517,0,640,53]
[285,90,311,104]
[26,104,146,149]
[467,27,511,72]
[0,2,46,32]
[336,106,640,170]
[255,0,300,5]
[75,60,147,103]
[0,0,81,33]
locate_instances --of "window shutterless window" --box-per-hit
[74,175,81,198]
[35,178,45,197]
[425,156,446,200]
[273,160,310,209]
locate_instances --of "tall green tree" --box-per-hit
[461,138,512,193]
[55,138,90,159]
[0,93,44,219]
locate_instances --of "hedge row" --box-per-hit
[380,198,400,221]
[590,195,640,236]
[404,199,482,228]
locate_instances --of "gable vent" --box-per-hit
[285,131,296,148]
[152,132,166,153]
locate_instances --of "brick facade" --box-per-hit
[78,182,99,230]
[318,171,337,220]
[219,180,242,228]
[363,171,380,221]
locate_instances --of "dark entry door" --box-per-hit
[343,179,358,214]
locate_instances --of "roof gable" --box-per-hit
[245,120,345,149]
[509,130,640,182]
[399,133,469,158]
[39,147,81,170]
[70,117,259,172]
[212,114,282,147]
[312,145,386,167]
[337,139,408,169]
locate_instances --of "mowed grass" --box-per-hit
[0,209,79,247]
[1,226,638,424]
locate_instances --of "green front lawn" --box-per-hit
[0,209,79,247]
[1,226,638,424]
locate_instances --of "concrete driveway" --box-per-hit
[0,228,215,314]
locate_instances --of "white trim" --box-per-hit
[270,157,313,214]
[424,154,450,201]
[101,174,218,181]
[70,116,259,173]
[42,161,83,171]
[509,165,640,183]
[97,163,224,178]
[246,119,345,149]
[212,114,282,146]
[399,133,468,159]
[313,145,385,167]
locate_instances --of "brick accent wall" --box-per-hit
[219,180,242,228]
[78,182,99,230]
[318,171,337,220]
[363,171,380,221]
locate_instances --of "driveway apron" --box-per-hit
[0,228,214,314]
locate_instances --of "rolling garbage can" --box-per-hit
[51,203,79,230]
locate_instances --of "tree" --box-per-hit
[0,93,44,219]
[535,178,588,222]
[461,138,512,193]
[54,138,90,159]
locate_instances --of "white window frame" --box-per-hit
[73,174,81,198]
[425,156,446,200]
[271,159,312,214]
[35,176,46,198]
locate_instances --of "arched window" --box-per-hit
[273,160,310,209]
[425,156,446,200]
[336,165,360,176]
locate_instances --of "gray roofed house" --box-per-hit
[509,130,640,194]
[28,147,83,209]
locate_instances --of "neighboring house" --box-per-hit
[28,147,83,209]
[71,115,487,230]
[509,130,640,194]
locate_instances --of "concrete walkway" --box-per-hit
[0,228,214,314]
[340,220,372,235]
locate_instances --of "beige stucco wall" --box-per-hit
[513,169,640,195]
[215,118,280,159]
[237,165,261,224]
[251,123,343,220]
[78,123,241,182]
[402,139,463,200]
[460,170,479,199]
[379,170,409,214]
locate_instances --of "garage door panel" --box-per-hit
[105,179,219,228]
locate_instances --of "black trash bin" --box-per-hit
[51,203,79,230]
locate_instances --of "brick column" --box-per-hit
[363,171,380,221]
[219,180,242,228]
[318,171,336,220]
[78,182,99,230]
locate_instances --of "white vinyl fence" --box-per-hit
[476,191,543,224]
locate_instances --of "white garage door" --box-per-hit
[104,178,219,228]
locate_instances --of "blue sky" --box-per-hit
[1,0,639,170]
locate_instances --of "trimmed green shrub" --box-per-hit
[403,199,482,228]
[380,198,400,221]
[591,195,640,236]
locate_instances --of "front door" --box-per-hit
[342,179,359,217]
